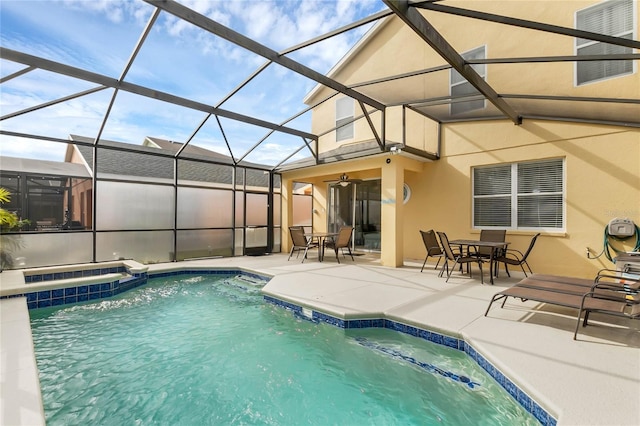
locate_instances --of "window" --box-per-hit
[292,181,313,230]
[576,0,634,85]
[450,46,486,115]
[473,159,564,230]
[335,97,354,142]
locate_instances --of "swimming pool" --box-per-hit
[30,274,539,425]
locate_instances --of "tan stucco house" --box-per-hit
[279,0,640,278]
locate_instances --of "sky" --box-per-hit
[0,0,385,166]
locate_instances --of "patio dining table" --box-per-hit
[449,239,510,285]
[304,232,339,262]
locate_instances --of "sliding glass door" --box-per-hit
[327,179,381,252]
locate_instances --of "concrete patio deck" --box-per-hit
[1,253,639,425]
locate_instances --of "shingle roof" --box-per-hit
[145,137,232,160]
[71,135,175,180]
[69,135,270,186]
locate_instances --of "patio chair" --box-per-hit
[436,231,484,284]
[496,233,540,277]
[476,229,506,276]
[324,226,354,264]
[288,226,318,263]
[478,230,506,255]
[420,230,445,272]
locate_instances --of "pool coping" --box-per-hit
[1,261,555,426]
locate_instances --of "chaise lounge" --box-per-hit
[484,270,640,339]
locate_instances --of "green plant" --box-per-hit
[1,188,30,270]
[0,187,16,227]
[0,188,30,232]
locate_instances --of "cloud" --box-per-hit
[245,0,381,72]
[1,0,152,77]
[61,0,151,25]
[244,2,279,40]
[0,137,68,162]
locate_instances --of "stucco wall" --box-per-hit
[402,120,640,277]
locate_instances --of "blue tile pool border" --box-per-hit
[8,272,150,310]
[24,266,128,283]
[2,268,270,311]
[263,295,557,426]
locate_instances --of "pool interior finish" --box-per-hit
[29,273,547,425]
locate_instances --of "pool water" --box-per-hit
[30,275,539,425]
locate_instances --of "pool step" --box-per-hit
[233,274,268,287]
[354,337,481,389]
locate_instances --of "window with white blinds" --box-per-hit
[576,0,634,85]
[450,46,486,115]
[335,97,354,142]
[473,159,564,230]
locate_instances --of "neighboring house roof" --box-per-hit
[1,155,91,178]
[68,135,270,187]
[143,137,234,161]
[70,135,175,180]
[143,136,267,170]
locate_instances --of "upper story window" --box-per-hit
[450,46,486,115]
[473,159,565,231]
[335,97,354,142]
[576,0,634,85]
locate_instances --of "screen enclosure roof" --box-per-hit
[1,0,638,171]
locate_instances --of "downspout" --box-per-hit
[402,105,406,146]
[437,122,442,159]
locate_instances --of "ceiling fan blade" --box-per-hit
[322,173,362,184]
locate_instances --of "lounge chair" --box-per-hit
[526,273,594,287]
[576,289,640,339]
[324,226,354,263]
[527,270,640,292]
[287,226,318,262]
[485,273,639,339]
[511,277,633,302]
[420,229,445,272]
[437,231,484,284]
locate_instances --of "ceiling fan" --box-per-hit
[324,173,362,187]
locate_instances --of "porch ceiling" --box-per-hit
[1,0,638,172]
